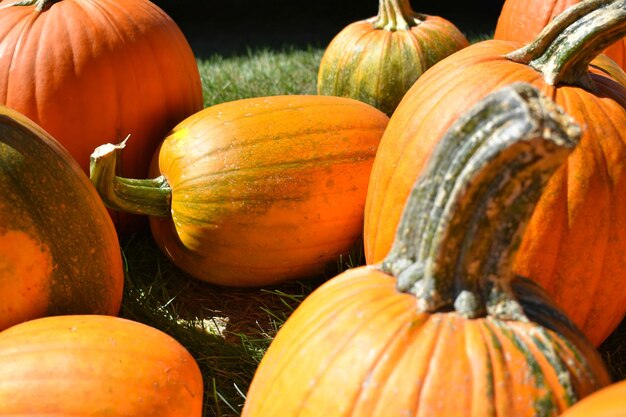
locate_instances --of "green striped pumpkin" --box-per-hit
[0,106,124,331]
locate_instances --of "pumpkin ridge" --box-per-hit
[253,275,397,394]
[326,23,373,97]
[550,88,610,321]
[290,282,413,416]
[481,322,513,414]
[412,316,446,417]
[4,11,36,95]
[84,0,144,133]
[350,30,383,102]
[373,31,392,110]
[522,325,577,408]
[539,329,593,401]
[471,321,497,416]
[492,321,563,413]
[344,311,429,417]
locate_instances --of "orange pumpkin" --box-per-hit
[317,0,468,115]
[242,84,609,417]
[559,380,626,416]
[0,0,203,179]
[0,105,123,331]
[90,95,389,287]
[0,315,203,416]
[494,0,626,68]
[364,0,626,345]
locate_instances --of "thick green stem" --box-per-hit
[505,0,626,90]
[380,83,580,321]
[369,0,424,31]
[89,140,172,218]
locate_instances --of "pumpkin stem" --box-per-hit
[504,0,626,90]
[1,0,56,12]
[369,0,425,30]
[380,83,580,321]
[89,139,172,218]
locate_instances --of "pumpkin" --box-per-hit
[0,315,203,416]
[90,95,389,287]
[242,84,609,417]
[364,0,626,345]
[559,380,626,416]
[0,105,123,331]
[317,0,468,116]
[0,0,202,180]
[494,0,626,68]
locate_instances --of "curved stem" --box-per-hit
[369,0,424,31]
[89,140,172,218]
[380,83,580,320]
[505,0,626,90]
[1,0,56,12]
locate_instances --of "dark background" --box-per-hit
[151,0,506,58]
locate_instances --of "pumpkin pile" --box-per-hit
[2,0,626,415]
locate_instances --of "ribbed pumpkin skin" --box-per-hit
[242,268,608,417]
[560,380,626,417]
[0,315,203,416]
[318,16,468,115]
[0,106,123,331]
[149,95,389,287]
[494,0,626,68]
[0,0,203,179]
[363,40,626,345]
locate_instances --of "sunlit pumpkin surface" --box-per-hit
[0,315,203,416]
[0,0,203,178]
[243,269,608,417]
[364,40,626,346]
[149,95,389,286]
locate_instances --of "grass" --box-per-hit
[120,232,321,416]
[118,43,626,417]
[198,46,324,108]
[118,46,329,417]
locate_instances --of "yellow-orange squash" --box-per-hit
[0,315,203,416]
[364,0,626,345]
[0,106,123,331]
[242,84,609,417]
[91,95,389,287]
[317,0,468,115]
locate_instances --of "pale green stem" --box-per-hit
[505,0,626,90]
[369,0,424,31]
[89,140,172,218]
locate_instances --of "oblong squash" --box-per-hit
[0,315,203,416]
[0,106,124,331]
[91,95,389,287]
